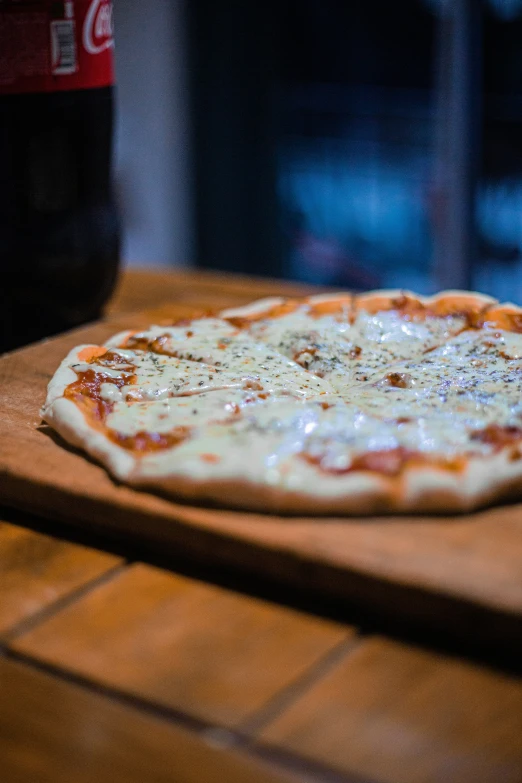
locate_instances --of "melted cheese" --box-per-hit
[354,329,522,426]
[242,306,473,389]
[51,299,522,496]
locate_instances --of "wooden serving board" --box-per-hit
[1,312,522,653]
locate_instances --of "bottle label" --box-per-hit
[0,0,114,95]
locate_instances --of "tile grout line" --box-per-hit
[1,560,130,644]
[2,647,371,783]
[237,632,367,738]
[3,645,246,743]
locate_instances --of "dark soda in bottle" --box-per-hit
[0,0,119,352]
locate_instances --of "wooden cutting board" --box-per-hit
[1,311,522,653]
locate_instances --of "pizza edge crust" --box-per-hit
[125,448,522,516]
[41,345,137,482]
[354,288,497,310]
[220,289,499,322]
[105,329,136,348]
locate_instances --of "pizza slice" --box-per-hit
[41,323,334,497]
[348,289,497,385]
[222,290,497,392]
[108,317,331,399]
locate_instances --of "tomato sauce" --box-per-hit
[474,309,522,334]
[303,447,465,476]
[125,333,174,355]
[470,425,522,448]
[64,368,132,422]
[64,366,190,454]
[110,428,190,452]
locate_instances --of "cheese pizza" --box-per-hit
[41,290,522,514]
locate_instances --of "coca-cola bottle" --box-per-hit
[0,0,119,353]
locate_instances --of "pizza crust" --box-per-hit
[41,345,136,481]
[220,296,288,320]
[220,289,498,323]
[122,440,522,515]
[353,288,497,314]
[41,291,522,515]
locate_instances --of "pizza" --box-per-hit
[41,289,522,515]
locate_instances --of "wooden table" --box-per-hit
[1,269,522,783]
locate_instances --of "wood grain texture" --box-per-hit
[259,637,522,783]
[106,268,324,316]
[1,272,522,652]
[0,656,300,783]
[10,563,350,728]
[0,520,120,637]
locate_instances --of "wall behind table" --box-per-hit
[113,0,193,268]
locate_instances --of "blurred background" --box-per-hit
[114,0,522,299]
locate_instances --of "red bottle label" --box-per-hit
[0,0,114,95]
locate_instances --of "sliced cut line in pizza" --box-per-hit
[41,289,522,515]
